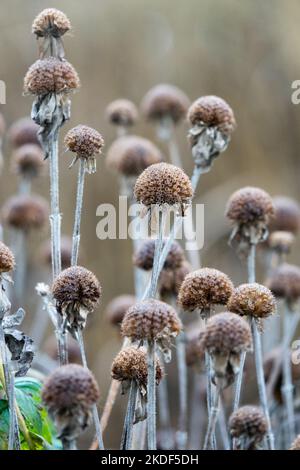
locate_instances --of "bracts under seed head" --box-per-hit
[133,239,185,272]
[32,9,71,59]
[105,295,136,327]
[12,144,45,179]
[2,194,49,232]
[267,263,300,309]
[64,125,104,174]
[229,405,267,450]
[106,99,138,129]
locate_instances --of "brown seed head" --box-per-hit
[228,283,276,319]
[24,58,80,96]
[229,406,267,446]
[2,194,49,231]
[159,261,191,298]
[270,196,300,234]
[106,99,138,127]
[12,144,44,178]
[44,335,81,364]
[121,299,182,342]
[32,9,71,37]
[269,231,295,254]
[8,117,40,148]
[178,267,234,312]
[105,295,136,326]
[0,113,6,137]
[290,435,300,450]
[141,84,190,124]
[106,135,162,177]
[187,95,236,136]
[226,186,274,226]
[40,235,72,270]
[267,263,300,304]
[133,239,184,271]
[134,162,193,207]
[0,241,15,273]
[64,125,104,158]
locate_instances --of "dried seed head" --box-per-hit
[111,346,163,388]
[2,194,49,231]
[0,113,6,137]
[185,328,205,368]
[105,295,136,326]
[8,117,40,148]
[228,283,276,319]
[32,9,71,37]
[42,364,99,440]
[159,261,191,298]
[24,58,80,96]
[269,230,295,255]
[188,95,236,136]
[12,144,44,178]
[267,263,300,305]
[178,267,234,313]
[106,99,138,127]
[290,435,300,450]
[270,196,300,234]
[64,125,104,173]
[44,335,81,364]
[229,406,267,449]
[0,241,15,273]
[134,162,193,208]
[52,266,101,330]
[40,235,72,270]
[141,84,190,124]
[133,239,184,271]
[106,135,162,177]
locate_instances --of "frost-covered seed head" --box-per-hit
[8,117,40,148]
[141,84,190,124]
[187,95,236,136]
[64,125,104,158]
[133,239,184,271]
[159,261,191,298]
[229,406,267,449]
[267,263,300,304]
[2,194,49,231]
[269,231,295,254]
[12,144,44,178]
[270,196,300,234]
[106,99,138,127]
[226,187,274,226]
[0,241,15,273]
[228,283,276,319]
[105,295,136,326]
[32,9,71,37]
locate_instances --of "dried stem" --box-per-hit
[281,303,295,445]
[71,158,85,266]
[157,373,174,449]
[148,209,165,298]
[189,372,206,449]
[203,384,221,450]
[120,380,137,450]
[49,136,62,278]
[176,331,188,450]
[147,339,157,450]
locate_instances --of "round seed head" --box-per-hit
[40,235,72,270]
[229,406,267,448]
[270,196,300,234]
[44,335,81,364]
[133,239,184,271]
[0,113,6,137]
[290,435,300,450]
[226,186,274,226]
[12,144,44,178]
[8,117,40,148]
[106,135,162,177]
[185,328,205,368]
[24,57,80,96]
[269,230,295,254]
[267,263,300,304]
[32,8,71,37]
[159,261,191,298]
[134,162,193,208]
[64,125,104,158]
[52,266,101,330]
[106,99,138,127]
[1,194,49,231]
[177,267,234,312]
[0,241,15,273]
[105,295,136,326]
[141,84,190,124]
[228,283,276,319]
[187,95,236,136]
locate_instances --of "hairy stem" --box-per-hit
[147,339,157,450]
[71,158,85,266]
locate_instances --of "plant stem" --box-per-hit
[148,209,164,298]
[203,384,221,450]
[120,380,137,450]
[49,136,62,278]
[189,372,205,449]
[147,339,157,450]
[71,158,85,266]
[157,373,174,449]
[281,303,295,445]
[19,177,31,195]
[176,331,188,450]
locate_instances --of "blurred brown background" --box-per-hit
[1,0,300,448]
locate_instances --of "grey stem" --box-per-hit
[76,329,105,450]
[176,331,188,450]
[203,385,221,450]
[19,178,31,195]
[281,303,295,446]
[218,395,230,450]
[49,136,62,278]
[148,209,165,299]
[71,158,85,266]
[147,339,157,450]
[204,350,215,449]
[191,166,202,191]
[120,380,138,450]
[157,373,174,449]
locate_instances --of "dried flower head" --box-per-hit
[0,241,15,273]
[134,162,193,211]
[64,125,104,174]
[141,84,190,125]
[12,144,44,178]
[269,231,295,255]
[290,435,300,450]
[2,194,49,231]
[8,117,40,148]
[229,405,267,449]
[185,327,205,369]
[200,312,252,387]
[188,95,236,135]
[228,283,276,319]
[106,135,162,177]
[106,99,138,128]
[42,364,99,441]
[270,196,300,234]
[0,113,6,137]
[133,239,184,272]
[40,235,72,270]
[44,335,81,364]
[267,263,300,307]
[105,295,136,326]
[24,57,80,96]
[159,261,191,298]
[178,267,234,314]
[32,9,71,38]
[52,266,101,331]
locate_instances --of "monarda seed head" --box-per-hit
[141,84,190,125]
[290,435,300,450]
[2,194,49,231]
[134,162,193,210]
[270,196,300,234]
[42,364,99,441]
[24,57,80,96]
[64,125,104,174]
[40,235,72,270]
[267,263,300,306]
[229,406,267,450]
[105,294,136,326]
[227,283,276,319]
[177,267,234,314]
[159,261,191,299]
[133,239,184,271]
[0,241,15,273]
[12,144,44,178]
[8,117,40,148]
[106,99,138,128]
[269,230,295,255]
[52,266,101,331]
[106,135,162,177]
[188,95,236,136]
[32,9,71,37]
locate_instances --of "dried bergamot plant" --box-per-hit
[32,8,71,59]
[229,405,267,450]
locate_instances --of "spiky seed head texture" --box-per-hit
[12,144,44,178]
[40,235,72,270]
[111,347,163,386]
[106,99,138,127]
[228,283,276,319]
[229,406,267,443]
[267,263,300,302]
[106,135,162,177]
[290,435,300,450]
[2,194,49,231]
[141,84,190,124]
[121,299,182,341]
[105,295,136,326]
[268,231,295,253]
[226,186,274,226]
[133,239,184,271]
[32,8,71,38]
[270,196,300,234]
[0,241,15,273]
[159,261,191,298]
[8,117,40,148]
[178,267,234,312]
[24,58,80,96]
[187,95,236,135]
[134,162,193,207]
[64,125,104,158]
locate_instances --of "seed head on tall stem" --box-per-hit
[229,405,267,450]
[32,8,71,59]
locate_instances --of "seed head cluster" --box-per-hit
[2,194,49,231]
[106,99,138,127]
[187,95,236,136]
[32,8,71,38]
[105,294,136,326]
[141,84,190,124]
[133,239,184,271]
[229,406,267,449]
[228,283,276,319]
[0,241,15,273]
[267,263,300,304]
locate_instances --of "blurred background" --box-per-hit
[1,0,300,448]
